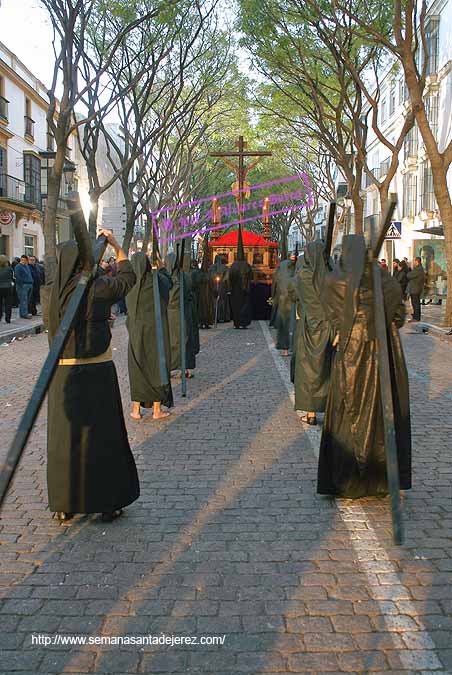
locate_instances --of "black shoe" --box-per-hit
[101,509,123,523]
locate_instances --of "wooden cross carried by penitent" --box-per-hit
[210,136,272,230]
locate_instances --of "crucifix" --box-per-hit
[210,136,272,234]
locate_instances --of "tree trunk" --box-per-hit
[353,194,364,235]
[429,168,452,326]
[41,141,66,327]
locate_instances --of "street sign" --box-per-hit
[385,221,402,239]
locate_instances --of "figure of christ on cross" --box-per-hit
[210,136,272,233]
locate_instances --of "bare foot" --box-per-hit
[130,413,142,420]
[153,410,171,420]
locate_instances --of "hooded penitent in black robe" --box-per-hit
[47,242,139,514]
[165,252,197,371]
[274,258,296,350]
[197,237,215,328]
[229,228,253,328]
[126,253,173,409]
[289,241,333,412]
[188,259,201,354]
[317,235,412,498]
[209,254,231,323]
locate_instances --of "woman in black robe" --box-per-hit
[317,235,412,498]
[289,241,333,425]
[126,252,173,421]
[47,229,139,522]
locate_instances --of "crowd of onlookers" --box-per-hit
[380,256,426,322]
[0,254,44,324]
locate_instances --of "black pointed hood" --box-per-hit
[237,225,245,261]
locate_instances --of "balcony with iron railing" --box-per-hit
[0,173,41,208]
[0,95,8,122]
[24,115,35,139]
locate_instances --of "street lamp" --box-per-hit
[62,160,76,193]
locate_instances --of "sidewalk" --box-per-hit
[0,307,43,344]
[410,301,452,342]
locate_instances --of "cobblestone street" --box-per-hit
[1,320,452,674]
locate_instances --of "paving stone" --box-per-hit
[1,322,452,674]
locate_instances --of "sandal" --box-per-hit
[101,509,123,523]
[300,414,317,426]
[54,512,74,522]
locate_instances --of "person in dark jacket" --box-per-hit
[317,235,411,498]
[395,259,409,300]
[406,257,425,322]
[0,255,13,323]
[47,228,139,522]
[28,256,41,315]
[126,252,173,421]
[14,255,33,318]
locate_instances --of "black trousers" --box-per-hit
[0,288,12,322]
[411,293,421,321]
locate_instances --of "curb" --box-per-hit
[418,322,452,344]
[0,321,44,344]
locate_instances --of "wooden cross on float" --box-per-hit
[209,136,272,226]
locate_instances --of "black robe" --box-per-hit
[209,256,231,323]
[289,241,333,412]
[126,253,173,408]
[197,269,215,327]
[229,259,253,328]
[317,236,412,498]
[165,253,196,371]
[274,259,296,349]
[47,242,139,514]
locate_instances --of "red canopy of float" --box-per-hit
[208,229,277,247]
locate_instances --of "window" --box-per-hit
[404,124,418,159]
[253,253,264,265]
[0,76,8,121]
[425,18,440,75]
[398,79,404,105]
[380,157,391,177]
[24,234,36,257]
[403,173,417,218]
[0,144,6,174]
[47,123,55,151]
[425,94,439,140]
[23,153,41,207]
[389,85,396,116]
[24,97,34,138]
[380,98,387,123]
[420,161,436,211]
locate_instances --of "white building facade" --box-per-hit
[362,0,451,299]
[0,41,49,260]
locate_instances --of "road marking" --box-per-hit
[260,320,447,672]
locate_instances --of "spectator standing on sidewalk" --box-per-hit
[0,255,14,323]
[407,256,425,323]
[28,256,42,316]
[14,255,33,318]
